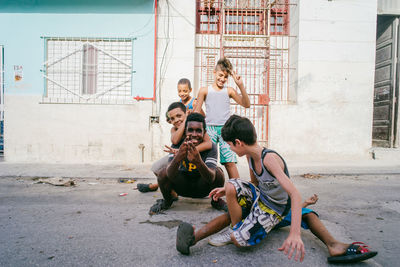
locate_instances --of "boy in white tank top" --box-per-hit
[194,57,250,179]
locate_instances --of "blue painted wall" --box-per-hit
[0,0,155,97]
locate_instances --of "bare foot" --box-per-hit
[328,242,350,257]
[303,194,318,207]
[148,183,159,191]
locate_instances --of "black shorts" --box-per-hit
[172,167,224,198]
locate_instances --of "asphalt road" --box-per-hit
[0,174,398,266]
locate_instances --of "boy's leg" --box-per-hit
[157,168,173,202]
[176,213,230,255]
[194,213,230,243]
[149,168,174,214]
[225,182,242,225]
[302,212,349,257]
[139,155,169,193]
[223,162,239,179]
[217,127,239,178]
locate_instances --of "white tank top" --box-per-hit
[205,85,231,126]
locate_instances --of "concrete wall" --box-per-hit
[2,0,158,163]
[378,0,400,15]
[2,0,381,163]
[269,0,378,160]
[149,0,196,160]
[5,95,152,163]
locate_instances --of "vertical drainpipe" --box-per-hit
[153,0,158,102]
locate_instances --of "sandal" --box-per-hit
[176,222,195,255]
[327,242,378,263]
[137,183,158,193]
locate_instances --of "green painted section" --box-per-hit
[0,0,154,14]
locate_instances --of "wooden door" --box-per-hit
[373,16,399,147]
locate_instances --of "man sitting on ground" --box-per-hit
[149,113,225,215]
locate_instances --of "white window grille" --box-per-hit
[42,37,135,104]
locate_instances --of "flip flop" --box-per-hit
[327,242,378,263]
[176,222,195,255]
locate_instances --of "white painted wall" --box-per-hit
[5,95,153,163]
[150,0,196,160]
[4,0,381,163]
[3,0,196,164]
[269,0,378,160]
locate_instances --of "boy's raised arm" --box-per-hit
[194,87,207,114]
[196,133,212,153]
[192,98,206,116]
[263,153,305,262]
[171,120,185,145]
[229,72,250,108]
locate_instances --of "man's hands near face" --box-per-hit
[186,140,201,164]
[175,141,188,162]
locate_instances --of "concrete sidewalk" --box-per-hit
[0,157,399,179]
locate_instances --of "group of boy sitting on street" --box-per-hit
[136,58,378,264]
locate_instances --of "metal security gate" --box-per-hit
[373,16,399,147]
[195,0,290,145]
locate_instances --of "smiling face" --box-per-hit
[214,69,229,88]
[168,107,186,129]
[178,83,192,103]
[185,121,205,146]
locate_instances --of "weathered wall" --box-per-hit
[269,0,378,160]
[150,0,196,160]
[5,95,152,163]
[1,0,158,163]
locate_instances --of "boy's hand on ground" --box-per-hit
[278,234,305,262]
[303,194,318,207]
[209,187,225,200]
[163,145,177,155]
[232,71,244,89]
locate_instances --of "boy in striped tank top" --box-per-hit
[176,116,377,263]
[177,114,305,261]
[194,57,250,179]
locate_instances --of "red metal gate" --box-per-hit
[195,0,290,145]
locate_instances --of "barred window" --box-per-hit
[42,37,135,104]
[196,1,288,35]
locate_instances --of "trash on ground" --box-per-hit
[118,178,135,184]
[301,173,322,179]
[35,178,76,187]
[119,193,128,196]
[88,182,98,185]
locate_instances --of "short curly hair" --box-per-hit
[215,57,233,75]
[185,112,206,132]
